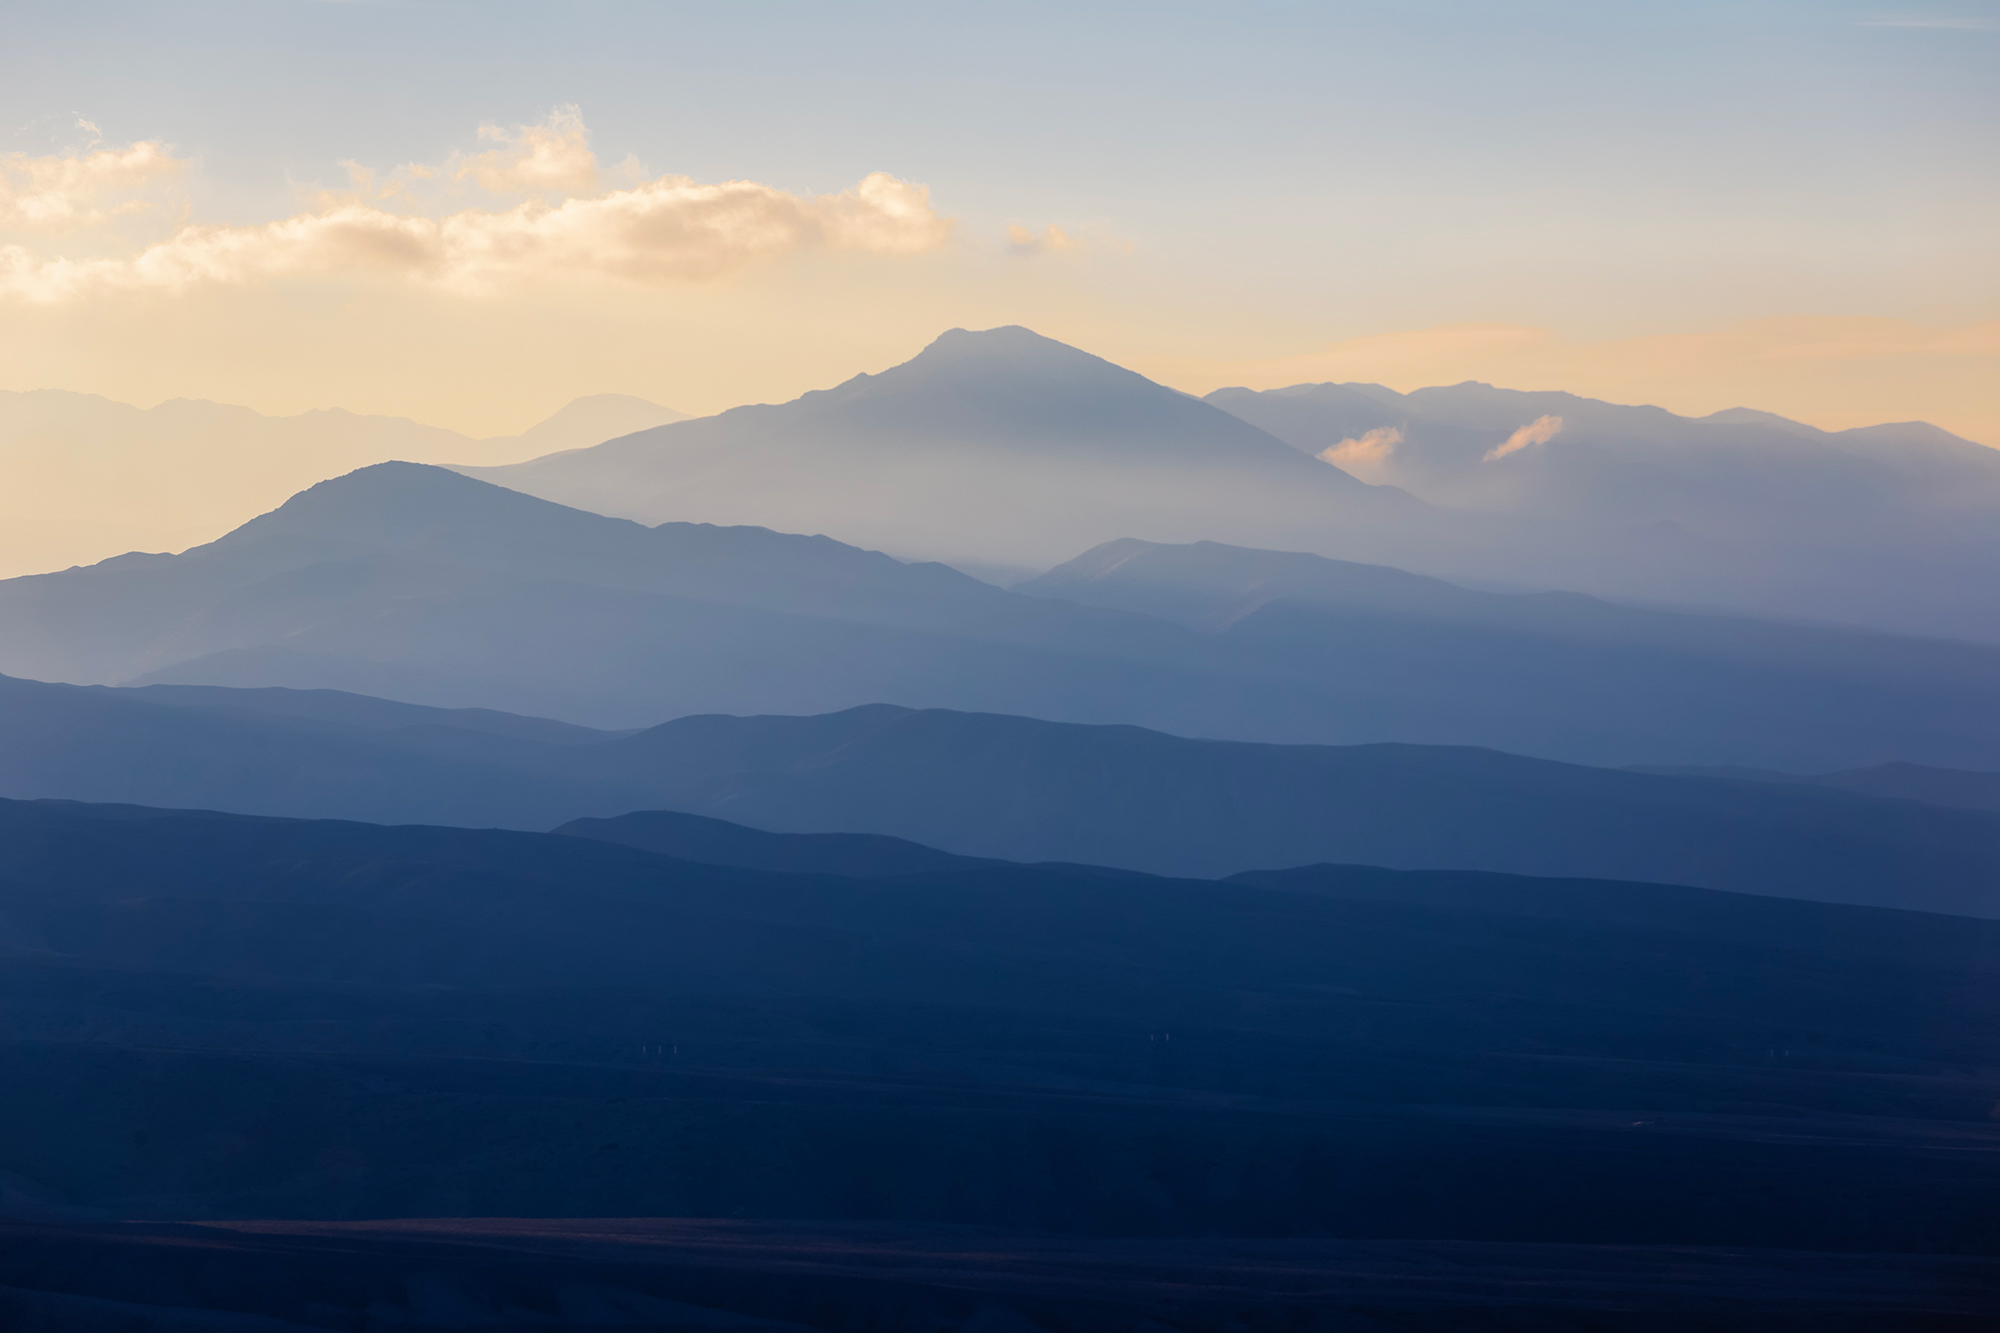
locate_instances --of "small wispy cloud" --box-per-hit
[1007,222,1080,255]
[1485,415,1563,461]
[1318,427,1402,474]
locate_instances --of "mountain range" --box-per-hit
[7,460,2000,771]
[4,674,1999,916]
[0,388,685,580]
[465,325,2000,642]
[1206,377,2000,640]
[7,321,2000,1327]
[463,325,1425,586]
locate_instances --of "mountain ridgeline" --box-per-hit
[469,325,2000,643]
[3,675,1999,917]
[7,462,2000,773]
[0,387,685,582]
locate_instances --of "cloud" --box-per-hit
[455,105,598,196]
[0,138,187,233]
[1485,415,1563,461]
[1007,222,1080,255]
[1318,426,1402,476]
[0,169,952,303]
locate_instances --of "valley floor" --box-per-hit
[4,1216,1997,1332]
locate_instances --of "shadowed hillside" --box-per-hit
[5,677,2000,915]
[0,795,1994,1266]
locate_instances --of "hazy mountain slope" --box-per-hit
[0,461,1326,731]
[574,705,2000,916]
[1018,537,2000,769]
[1207,380,2000,641]
[124,682,626,745]
[6,676,1999,915]
[0,390,684,580]
[556,808,1007,877]
[463,326,1472,573]
[0,673,650,828]
[0,795,1994,1258]
[13,457,2000,777]
[498,393,688,456]
[1637,761,2000,814]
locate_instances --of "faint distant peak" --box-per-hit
[510,394,691,450]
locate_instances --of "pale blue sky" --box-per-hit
[1,0,1995,436]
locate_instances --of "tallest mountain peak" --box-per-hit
[922,324,1071,355]
[468,323,1378,570]
[886,324,1142,385]
[811,325,1183,421]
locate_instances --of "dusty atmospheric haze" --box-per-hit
[2,4,1998,1330]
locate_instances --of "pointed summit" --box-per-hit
[212,461,630,558]
[464,325,1399,571]
[794,325,1297,459]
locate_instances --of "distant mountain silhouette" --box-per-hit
[0,673,648,829]
[1636,760,2000,813]
[1208,379,2000,641]
[11,462,2000,770]
[1019,537,2000,768]
[499,392,688,457]
[4,678,1999,914]
[463,325,1463,574]
[1,794,1995,1261]
[0,389,685,581]
[562,705,2000,916]
[0,461,1288,730]
[557,808,1006,877]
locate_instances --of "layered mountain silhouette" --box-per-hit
[1637,760,2000,813]
[1209,379,2000,641]
[0,388,684,580]
[463,325,1456,579]
[0,794,1995,1270]
[5,674,1999,916]
[9,330,2000,1326]
[557,808,1008,877]
[0,460,1272,731]
[460,325,2000,641]
[1018,536,2000,768]
[532,705,2000,917]
[9,461,2000,769]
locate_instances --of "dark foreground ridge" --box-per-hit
[4,1217,1996,1331]
[2,795,1997,1255]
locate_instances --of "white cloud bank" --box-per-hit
[0,137,186,233]
[0,109,953,304]
[1485,415,1563,461]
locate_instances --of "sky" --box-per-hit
[2,0,1996,442]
